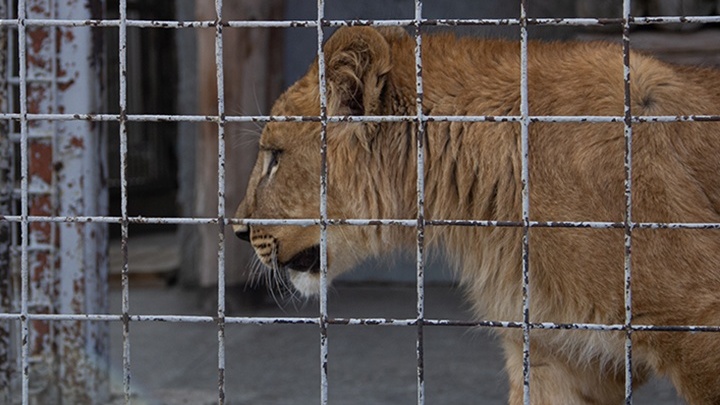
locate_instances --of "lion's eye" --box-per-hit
[264,149,281,178]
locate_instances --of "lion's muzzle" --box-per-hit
[284,245,320,273]
[233,223,250,241]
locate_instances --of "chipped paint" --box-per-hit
[23,0,58,403]
[6,0,110,403]
[28,140,52,184]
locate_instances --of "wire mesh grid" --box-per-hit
[0,0,719,404]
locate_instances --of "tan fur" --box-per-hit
[234,27,720,404]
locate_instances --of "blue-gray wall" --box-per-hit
[284,0,578,86]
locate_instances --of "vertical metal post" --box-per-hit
[53,0,109,403]
[10,0,110,402]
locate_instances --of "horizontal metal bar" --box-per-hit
[10,132,55,141]
[0,215,220,224]
[12,188,54,197]
[1,215,720,230]
[432,220,720,230]
[1,113,720,124]
[10,244,55,252]
[6,76,74,85]
[0,19,314,28]
[529,16,720,26]
[0,313,718,332]
[0,113,215,122]
[325,19,519,27]
[0,16,718,29]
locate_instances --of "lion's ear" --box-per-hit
[323,27,393,116]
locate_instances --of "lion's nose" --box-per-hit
[233,224,250,242]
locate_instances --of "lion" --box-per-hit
[233,26,720,404]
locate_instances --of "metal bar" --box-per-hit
[0,0,10,399]
[0,312,718,333]
[413,1,426,404]
[2,215,720,231]
[622,1,634,403]
[118,0,131,403]
[315,1,329,403]
[16,1,30,403]
[213,0,227,403]
[53,0,109,402]
[4,112,720,124]
[24,0,56,399]
[0,15,717,28]
[25,0,109,403]
[45,2,60,398]
[519,1,531,403]
[4,8,17,397]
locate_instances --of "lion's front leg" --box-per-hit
[502,337,627,405]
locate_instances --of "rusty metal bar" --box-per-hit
[53,0,109,402]
[413,1,426,404]
[118,0,131,403]
[0,15,718,28]
[3,309,720,336]
[5,112,720,124]
[23,1,58,401]
[2,0,112,402]
[0,312,719,333]
[519,1,531,403]
[622,0,634,403]
[315,1,329,404]
[213,0,227,403]
[4,216,720,231]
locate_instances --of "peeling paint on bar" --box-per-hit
[3,112,720,124]
[519,2,531,403]
[621,1,634,403]
[49,0,110,403]
[23,0,58,401]
[0,15,717,29]
[412,2,428,404]
[212,1,227,403]
[16,1,32,403]
[315,2,330,404]
[117,1,131,404]
[2,215,720,232]
[0,312,718,333]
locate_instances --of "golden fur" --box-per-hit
[234,27,720,404]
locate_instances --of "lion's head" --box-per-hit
[233,27,417,296]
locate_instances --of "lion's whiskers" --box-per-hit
[228,127,262,151]
[334,225,365,263]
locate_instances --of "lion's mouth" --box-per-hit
[284,245,320,273]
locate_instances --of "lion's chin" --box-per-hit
[288,270,323,297]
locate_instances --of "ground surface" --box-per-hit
[108,284,685,405]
